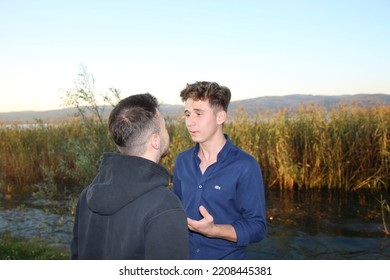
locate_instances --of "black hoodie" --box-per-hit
[70,152,189,259]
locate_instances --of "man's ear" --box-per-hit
[216,110,227,125]
[150,133,160,150]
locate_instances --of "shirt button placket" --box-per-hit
[194,183,204,212]
[196,184,203,201]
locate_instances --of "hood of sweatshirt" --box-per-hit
[86,152,170,216]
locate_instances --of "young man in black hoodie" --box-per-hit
[71,93,189,260]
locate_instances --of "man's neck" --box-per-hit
[198,133,226,162]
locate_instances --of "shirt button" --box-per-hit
[196,249,200,253]
[198,185,202,189]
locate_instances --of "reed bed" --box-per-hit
[0,102,389,196]
[226,102,389,192]
[0,118,116,196]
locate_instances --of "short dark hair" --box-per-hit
[108,93,160,155]
[180,81,231,112]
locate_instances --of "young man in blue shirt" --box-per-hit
[172,81,266,260]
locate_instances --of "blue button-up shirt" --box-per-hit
[173,135,266,259]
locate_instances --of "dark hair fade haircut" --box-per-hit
[108,93,160,154]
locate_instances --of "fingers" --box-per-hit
[186,205,214,232]
[187,217,195,230]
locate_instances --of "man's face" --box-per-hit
[184,98,224,144]
[157,110,169,158]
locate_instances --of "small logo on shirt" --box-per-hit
[214,185,222,190]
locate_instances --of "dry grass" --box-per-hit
[1,102,389,195]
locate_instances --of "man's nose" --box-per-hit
[186,115,195,126]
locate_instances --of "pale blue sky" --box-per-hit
[0,0,389,112]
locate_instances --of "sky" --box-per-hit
[0,0,389,113]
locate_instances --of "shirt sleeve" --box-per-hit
[232,159,267,246]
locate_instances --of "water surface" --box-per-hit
[1,189,389,259]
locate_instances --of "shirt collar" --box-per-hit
[193,134,232,162]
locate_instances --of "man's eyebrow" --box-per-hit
[184,108,205,113]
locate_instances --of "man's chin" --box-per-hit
[190,134,201,142]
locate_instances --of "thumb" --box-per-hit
[199,205,213,222]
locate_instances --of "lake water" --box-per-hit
[249,189,390,259]
[0,189,389,259]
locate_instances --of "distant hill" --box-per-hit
[0,104,185,123]
[1,94,389,123]
[229,93,390,115]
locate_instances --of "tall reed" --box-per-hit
[225,101,390,192]
[0,102,389,196]
[0,118,115,196]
